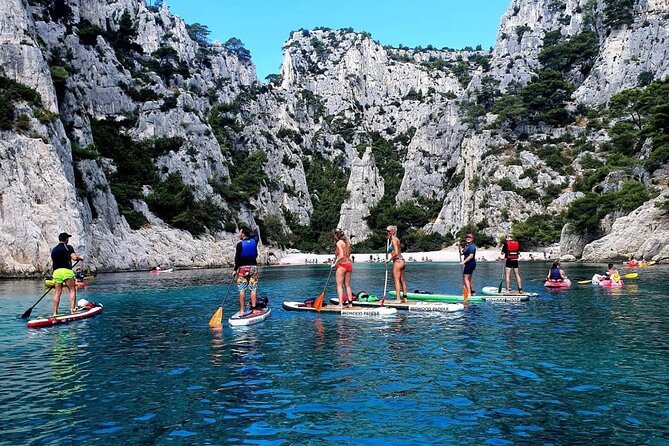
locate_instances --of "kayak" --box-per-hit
[330,297,464,312]
[623,261,655,268]
[389,291,484,302]
[599,279,624,288]
[44,279,88,287]
[282,301,397,317]
[228,307,271,326]
[27,302,104,328]
[150,268,173,273]
[480,287,535,300]
[544,279,572,288]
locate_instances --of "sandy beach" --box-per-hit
[279,245,556,265]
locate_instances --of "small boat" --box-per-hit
[150,268,174,274]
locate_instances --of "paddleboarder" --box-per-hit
[234,226,259,315]
[51,232,84,315]
[459,233,477,296]
[386,225,408,303]
[332,228,353,309]
[501,234,523,293]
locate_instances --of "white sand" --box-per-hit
[279,245,555,265]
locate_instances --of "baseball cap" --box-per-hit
[58,232,72,241]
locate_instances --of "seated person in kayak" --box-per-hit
[546,261,566,281]
[604,263,619,279]
[75,267,86,282]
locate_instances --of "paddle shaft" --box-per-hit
[220,275,235,308]
[382,237,390,298]
[497,262,505,293]
[21,260,80,319]
[323,265,334,295]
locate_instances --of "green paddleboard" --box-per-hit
[389,291,484,302]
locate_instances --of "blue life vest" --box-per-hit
[550,267,562,280]
[240,238,258,258]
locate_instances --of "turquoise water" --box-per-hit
[0,261,667,445]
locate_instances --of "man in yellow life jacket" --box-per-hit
[502,234,523,293]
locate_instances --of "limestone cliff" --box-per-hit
[0,0,667,274]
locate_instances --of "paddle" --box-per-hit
[313,265,334,312]
[497,262,505,294]
[381,237,390,306]
[21,260,80,319]
[623,272,638,279]
[458,242,467,301]
[208,276,235,327]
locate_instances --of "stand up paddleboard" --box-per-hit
[389,290,484,302]
[330,297,464,312]
[228,307,271,326]
[282,301,397,317]
[481,287,535,301]
[27,302,104,329]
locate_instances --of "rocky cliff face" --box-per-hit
[0,0,667,274]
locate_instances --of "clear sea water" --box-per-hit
[0,261,667,445]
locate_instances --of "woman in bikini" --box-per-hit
[332,228,353,308]
[386,225,408,302]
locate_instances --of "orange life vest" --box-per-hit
[506,240,520,259]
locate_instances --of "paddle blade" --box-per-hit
[84,275,95,280]
[208,307,223,327]
[497,279,503,294]
[20,307,33,320]
[463,286,469,301]
[577,280,591,284]
[314,292,324,312]
[624,273,638,279]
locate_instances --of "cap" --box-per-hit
[465,233,474,239]
[58,232,72,241]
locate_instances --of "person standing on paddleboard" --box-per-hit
[332,229,353,309]
[460,233,477,296]
[502,234,523,293]
[386,225,408,303]
[234,226,259,315]
[51,232,84,315]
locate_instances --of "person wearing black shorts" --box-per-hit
[502,234,523,293]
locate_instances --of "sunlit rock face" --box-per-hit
[0,0,667,273]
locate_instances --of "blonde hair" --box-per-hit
[334,228,348,241]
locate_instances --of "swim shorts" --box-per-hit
[236,265,258,292]
[53,268,75,284]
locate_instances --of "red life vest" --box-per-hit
[506,240,520,259]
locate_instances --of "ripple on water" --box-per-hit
[1,264,668,445]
